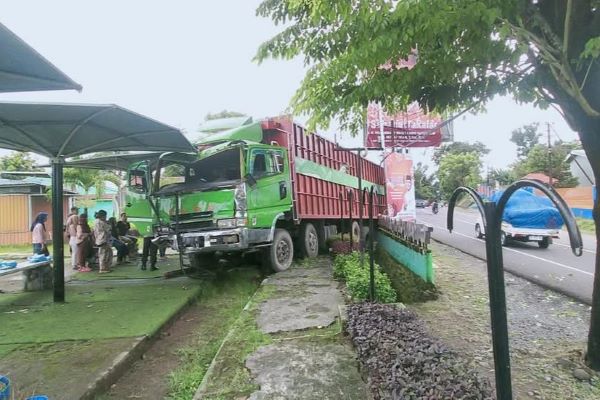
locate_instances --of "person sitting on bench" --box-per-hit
[109,217,129,265]
[76,213,94,272]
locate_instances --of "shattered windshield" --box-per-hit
[186,148,241,184]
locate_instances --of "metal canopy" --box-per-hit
[58,151,198,171]
[0,102,196,158]
[0,101,195,303]
[0,22,81,92]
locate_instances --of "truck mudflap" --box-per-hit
[174,227,271,254]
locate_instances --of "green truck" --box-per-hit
[125,117,386,271]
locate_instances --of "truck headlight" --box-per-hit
[234,183,247,218]
[217,218,247,228]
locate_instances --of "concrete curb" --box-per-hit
[79,336,148,400]
[78,293,200,400]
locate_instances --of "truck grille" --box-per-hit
[171,211,213,221]
[173,220,214,231]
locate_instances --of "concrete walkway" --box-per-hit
[196,257,367,400]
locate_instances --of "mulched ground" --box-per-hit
[346,303,494,400]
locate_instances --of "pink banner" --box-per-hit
[365,102,442,148]
[384,152,416,221]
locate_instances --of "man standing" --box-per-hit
[141,236,159,271]
[66,206,79,270]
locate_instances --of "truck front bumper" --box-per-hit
[175,228,249,254]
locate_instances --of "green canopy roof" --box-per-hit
[0,22,81,92]
[0,102,196,159]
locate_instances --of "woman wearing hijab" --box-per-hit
[76,214,93,272]
[94,210,113,273]
[30,212,48,255]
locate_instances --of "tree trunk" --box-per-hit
[578,120,600,370]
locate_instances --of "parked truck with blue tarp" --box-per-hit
[125,117,387,271]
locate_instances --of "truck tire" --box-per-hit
[268,229,294,272]
[500,231,507,246]
[300,222,319,258]
[475,223,483,239]
[538,237,550,249]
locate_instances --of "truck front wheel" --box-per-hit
[268,229,294,272]
[300,222,319,258]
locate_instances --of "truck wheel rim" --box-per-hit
[277,240,290,263]
[308,231,317,253]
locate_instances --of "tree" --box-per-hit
[490,168,516,187]
[414,162,437,200]
[438,153,482,200]
[204,110,247,121]
[513,141,579,187]
[0,151,41,172]
[63,168,121,212]
[432,141,489,165]
[256,0,600,369]
[511,123,541,158]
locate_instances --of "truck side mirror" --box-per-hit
[245,173,257,187]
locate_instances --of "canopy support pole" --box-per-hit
[51,158,65,303]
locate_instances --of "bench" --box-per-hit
[0,260,52,291]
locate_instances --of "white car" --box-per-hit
[475,216,559,248]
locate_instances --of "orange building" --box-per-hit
[0,178,75,246]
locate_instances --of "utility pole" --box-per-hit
[547,122,553,186]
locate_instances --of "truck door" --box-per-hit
[246,147,292,228]
[126,161,155,237]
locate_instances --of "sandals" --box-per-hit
[78,266,92,273]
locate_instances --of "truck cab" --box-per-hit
[126,122,295,271]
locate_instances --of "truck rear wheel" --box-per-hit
[268,229,294,272]
[538,237,550,249]
[300,222,319,258]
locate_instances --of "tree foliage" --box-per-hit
[512,141,579,187]
[510,123,541,158]
[432,141,489,165]
[0,152,41,172]
[414,162,437,200]
[257,0,600,368]
[64,168,121,200]
[204,110,247,121]
[489,168,516,187]
[438,153,482,199]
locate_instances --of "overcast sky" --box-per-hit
[0,0,580,170]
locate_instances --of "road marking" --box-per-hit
[552,241,596,254]
[426,223,595,277]
[420,212,598,255]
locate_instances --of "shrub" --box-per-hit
[330,239,359,256]
[334,251,397,303]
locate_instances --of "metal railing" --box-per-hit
[447,179,583,400]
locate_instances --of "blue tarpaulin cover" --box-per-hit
[490,188,564,229]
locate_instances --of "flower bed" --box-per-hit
[346,303,493,399]
[333,251,396,303]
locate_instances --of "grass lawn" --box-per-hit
[0,243,70,256]
[71,256,181,281]
[575,217,595,234]
[0,279,204,345]
[167,267,263,399]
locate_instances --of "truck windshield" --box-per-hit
[186,148,241,184]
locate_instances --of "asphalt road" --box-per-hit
[417,207,596,304]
